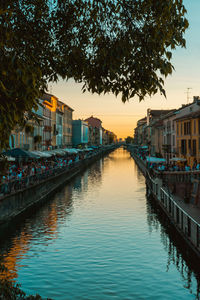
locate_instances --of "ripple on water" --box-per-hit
[0,148,199,300]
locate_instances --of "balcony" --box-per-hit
[44,125,52,132]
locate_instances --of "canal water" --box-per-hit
[0,147,200,299]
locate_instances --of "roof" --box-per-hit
[84,116,102,128]
[149,109,174,117]
[154,119,163,127]
[176,98,200,112]
[41,93,58,101]
[41,94,74,111]
[175,110,200,121]
[137,117,147,122]
[160,109,177,120]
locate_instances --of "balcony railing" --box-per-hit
[44,125,52,132]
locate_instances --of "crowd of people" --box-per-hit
[0,149,97,197]
[148,162,200,172]
[135,149,200,172]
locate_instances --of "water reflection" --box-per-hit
[0,159,104,284]
[146,196,200,299]
[0,148,200,299]
[0,184,74,282]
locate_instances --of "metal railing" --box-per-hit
[0,148,112,198]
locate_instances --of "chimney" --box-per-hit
[147,109,151,125]
[193,96,200,102]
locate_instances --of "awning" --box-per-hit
[169,157,187,162]
[3,148,40,159]
[5,156,16,161]
[63,148,79,154]
[30,151,52,158]
[146,156,166,163]
[84,148,94,152]
[49,149,66,155]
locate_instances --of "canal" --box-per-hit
[0,147,200,299]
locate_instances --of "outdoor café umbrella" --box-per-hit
[63,148,79,154]
[146,156,166,163]
[169,157,187,162]
[30,150,52,158]
[3,148,40,159]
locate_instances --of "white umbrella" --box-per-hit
[146,156,166,163]
[42,151,54,157]
[5,156,16,161]
[63,148,78,154]
[36,151,52,158]
[169,157,187,162]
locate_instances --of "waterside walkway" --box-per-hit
[127,146,200,259]
[0,145,118,225]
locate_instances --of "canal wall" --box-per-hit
[0,147,117,225]
[127,146,200,259]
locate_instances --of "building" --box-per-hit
[56,100,64,148]
[134,117,147,145]
[175,110,200,167]
[42,93,73,149]
[41,93,58,149]
[146,109,174,156]
[42,98,52,150]
[72,120,88,146]
[63,104,73,147]
[84,116,103,146]
[150,119,164,157]
[134,96,200,161]
[9,99,45,151]
[162,110,177,162]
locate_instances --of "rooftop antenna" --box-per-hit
[186,88,192,104]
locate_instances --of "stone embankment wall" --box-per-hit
[0,147,116,225]
[126,145,200,259]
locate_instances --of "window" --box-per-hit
[20,133,22,147]
[58,116,62,125]
[176,207,180,224]
[188,139,191,151]
[177,123,179,135]
[188,122,191,134]
[181,139,187,155]
[173,135,175,146]
[194,120,196,134]
[193,139,197,155]
[184,121,191,135]
[15,133,18,146]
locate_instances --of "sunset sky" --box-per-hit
[51,0,200,139]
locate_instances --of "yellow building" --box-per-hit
[42,93,58,148]
[176,111,200,167]
[63,103,73,147]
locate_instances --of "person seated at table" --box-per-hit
[196,162,200,170]
[192,159,197,170]
[173,164,179,171]
[185,164,191,171]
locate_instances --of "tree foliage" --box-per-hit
[0,0,188,150]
